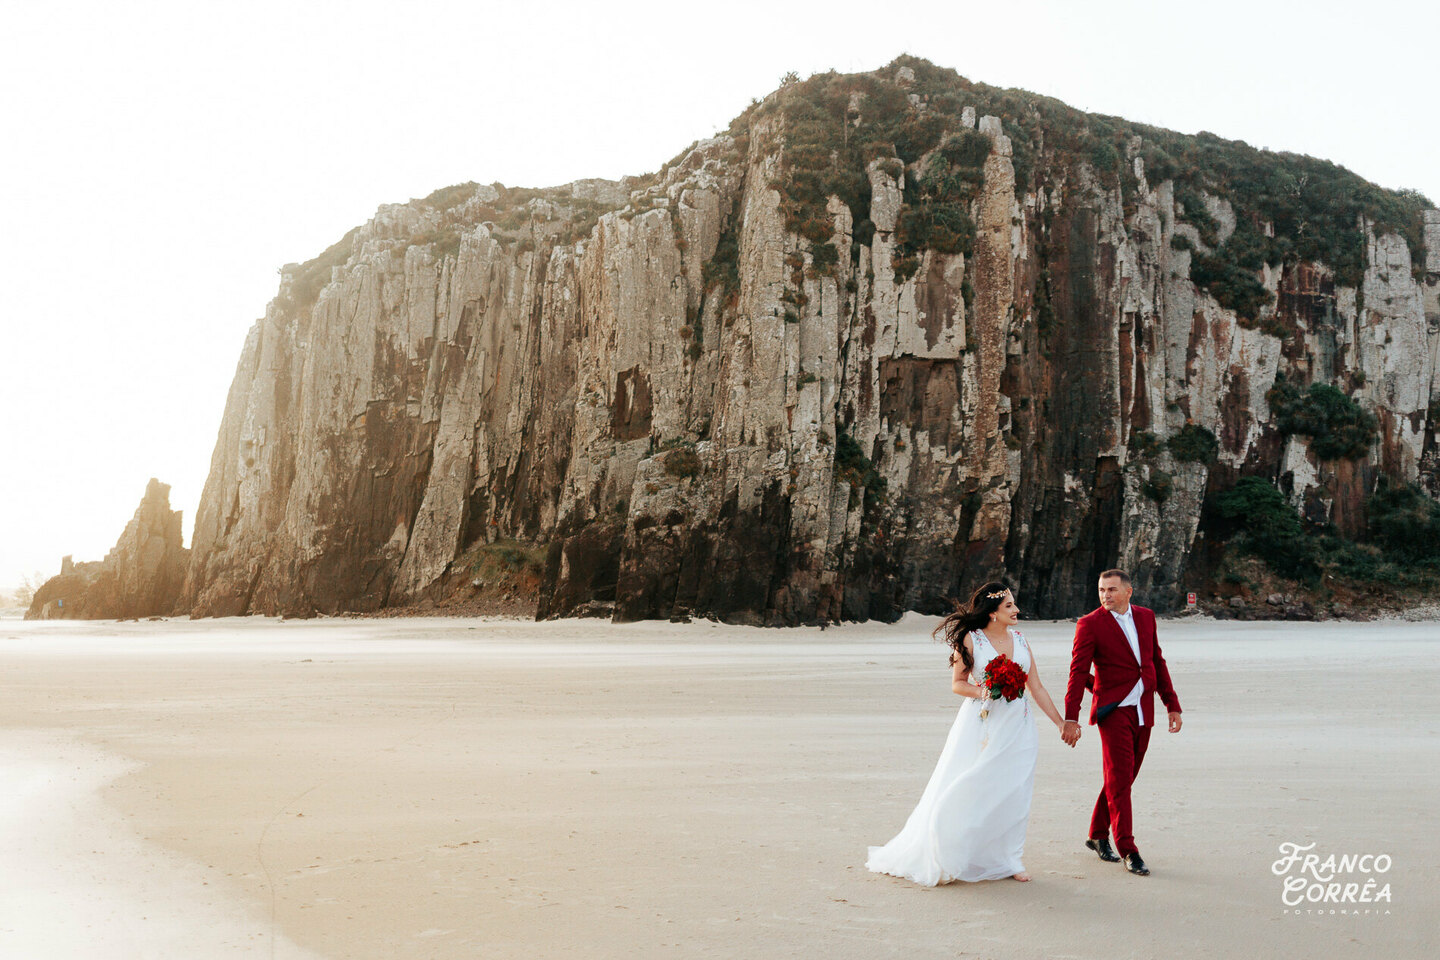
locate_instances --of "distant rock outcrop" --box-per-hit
[27,478,189,619]
[177,57,1440,623]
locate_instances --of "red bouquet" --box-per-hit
[981,653,1028,702]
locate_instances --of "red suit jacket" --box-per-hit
[1063,605,1181,725]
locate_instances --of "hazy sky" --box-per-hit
[2,0,1436,589]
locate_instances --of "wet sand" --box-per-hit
[0,614,1435,959]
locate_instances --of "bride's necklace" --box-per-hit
[981,625,1012,657]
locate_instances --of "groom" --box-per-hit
[1061,568,1182,876]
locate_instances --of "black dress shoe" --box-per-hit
[1122,852,1150,876]
[1086,837,1121,862]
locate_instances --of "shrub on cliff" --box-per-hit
[1131,430,1162,459]
[278,226,362,314]
[1141,469,1173,503]
[895,138,984,262]
[1205,473,1439,590]
[1366,478,1440,565]
[1211,477,1319,582]
[470,539,545,575]
[701,197,743,310]
[421,181,479,210]
[1167,424,1219,464]
[939,130,990,170]
[663,446,701,479]
[1173,185,1219,245]
[1185,218,1286,327]
[1266,377,1378,460]
[809,241,839,275]
[1088,139,1121,174]
[834,428,886,509]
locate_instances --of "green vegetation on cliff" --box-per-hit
[1207,476,1438,589]
[762,56,1430,319]
[1167,424,1220,464]
[834,428,886,511]
[278,58,1431,335]
[1266,375,1378,460]
[277,226,362,314]
[1366,477,1440,565]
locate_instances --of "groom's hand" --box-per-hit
[1062,720,1081,747]
[1168,711,1182,733]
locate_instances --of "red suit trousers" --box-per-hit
[1088,705,1152,857]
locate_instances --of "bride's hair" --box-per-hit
[934,580,1012,670]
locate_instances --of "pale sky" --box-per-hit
[2,0,1436,589]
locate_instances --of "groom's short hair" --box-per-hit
[1098,568,1131,584]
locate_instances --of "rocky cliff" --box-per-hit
[178,57,1440,623]
[28,478,189,619]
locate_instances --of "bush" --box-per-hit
[1167,423,1219,463]
[412,227,465,261]
[1131,431,1162,458]
[1141,469,1173,502]
[1032,269,1052,330]
[1211,477,1320,582]
[469,539,546,577]
[1366,478,1440,564]
[1088,138,1121,174]
[1140,144,1178,183]
[853,218,876,248]
[810,241,839,274]
[701,197,742,307]
[1191,249,1274,323]
[278,226,362,314]
[939,130,991,169]
[1204,472,1439,588]
[892,113,948,164]
[1214,477,1298,534]
[834,428,887,504]
[892,253,921,282]
[421,181,478,210]
[897,201,974,259]
[798,216,832,243]
[1173,185,1219,245]
[1267,377,1377,460]
[663,446,701,479]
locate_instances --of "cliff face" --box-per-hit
[28,478,189,619]
[180,60,1440,623]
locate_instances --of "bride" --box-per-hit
[866,582,1070,885]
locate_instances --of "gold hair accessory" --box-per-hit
[985,590,1008,599]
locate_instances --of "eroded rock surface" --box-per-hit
[28,479,189,619]
[178,67,1440,623]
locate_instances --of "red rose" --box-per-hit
[981,653,1028,702]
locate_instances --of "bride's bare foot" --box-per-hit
[1012,871,1031,882]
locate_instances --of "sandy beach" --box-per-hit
[0,613,1435,959]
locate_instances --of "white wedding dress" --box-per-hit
[866,628,1038,885]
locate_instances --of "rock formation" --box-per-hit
[28,478,189,619]
[177,58,1440,623]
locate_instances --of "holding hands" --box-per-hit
[1058,713,1179,745]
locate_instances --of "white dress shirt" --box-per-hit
[1110,606,1146,725]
